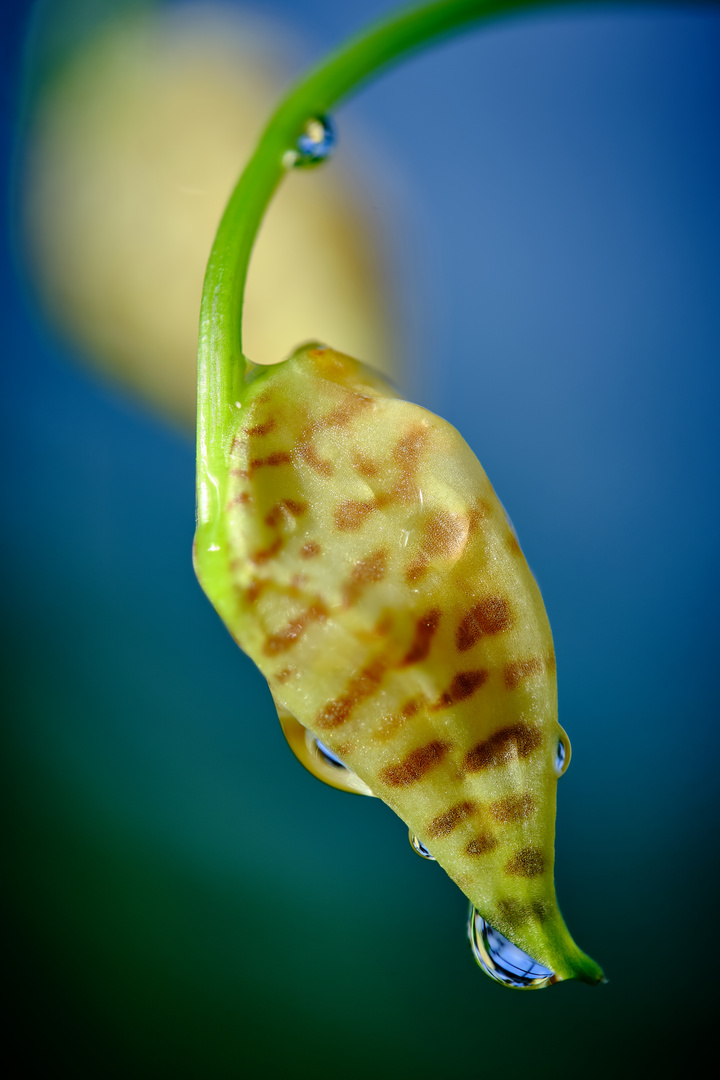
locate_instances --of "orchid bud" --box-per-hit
[194,342,603,987]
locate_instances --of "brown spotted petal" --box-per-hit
[194,343,603,986]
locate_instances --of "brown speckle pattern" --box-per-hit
[245,579,267,605]
[247,417,277,437]
[250,536,283,565]
[353,453,379,477]
[468,498,493,532]
[466,833,498,857]
[505,847,545,877]
[380,740,451,787]
[402,609,441,666]
[375,697,423,742]
[335,500,376,531]
[264,603,328,656]
[456,597,513,651]
[503,657,544,689]
[343,548,388,607]
[249,451,292,474]
[316,660,386,730]
[323,395,373,428]
[423,510,469,559]
[464,722,542,771]
[296,443,333,477]
[264,499,307,528]
[404,557,428,585]
[392,426,428,470]
[434,669,489,709]
[497,897,549,929]
[490,794,535,823]
[428,800,476,838]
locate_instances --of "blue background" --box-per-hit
[2,0,719,1075]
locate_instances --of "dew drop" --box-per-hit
[307,733,374,796]
[284,116,336,168]
[409,830,436,860]
[468,907,556,989]
[555,726,571,776]
[276,703,374,796]
[315,738,346,769]
[555,739,566,772]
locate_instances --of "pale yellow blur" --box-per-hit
[23,3,398,428]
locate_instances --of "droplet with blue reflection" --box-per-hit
[409,830,436,860]
[468,907,556,989]
[286,116,336,168]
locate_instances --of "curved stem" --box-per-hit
[195,0,673,532]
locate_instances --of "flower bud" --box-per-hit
[195,342,603,985]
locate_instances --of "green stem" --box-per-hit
[195,0,675,533]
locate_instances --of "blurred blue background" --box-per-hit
[2,0,719,1075]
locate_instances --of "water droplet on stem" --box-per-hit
[468,907,556,989]
[284,116,335,168]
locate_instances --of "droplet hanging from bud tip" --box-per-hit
[468,907,557,989]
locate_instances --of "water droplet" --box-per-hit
[555,726,571,776]
[284,116,335,168]
[409,830,436,860]
[306,732,374,795]
[468,907,556,989]
[315,738,346,769]
[555,739,566,772]
[276,703,374,796]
